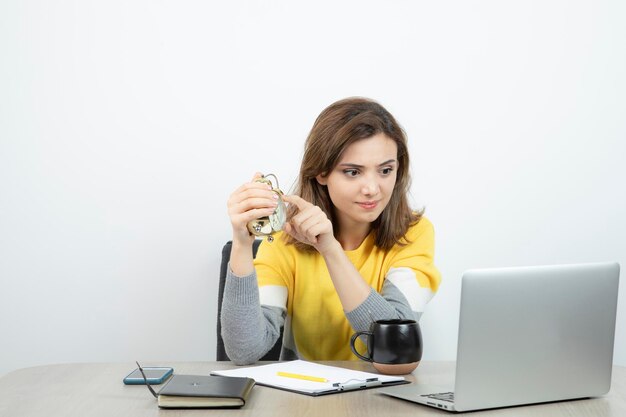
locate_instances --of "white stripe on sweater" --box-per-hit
[259,285,288,309]
[386,267,434,313]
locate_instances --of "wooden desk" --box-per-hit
[0,361,624,416]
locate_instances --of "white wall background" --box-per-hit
[1,0,625,377]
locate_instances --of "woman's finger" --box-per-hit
[231,197,278,214]
[231,207,277,225]
[230,182,274,202]
[283,194,312,211]
[289,203,321,227]
[285,222,316,245]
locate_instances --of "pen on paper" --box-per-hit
[276,371,329,383]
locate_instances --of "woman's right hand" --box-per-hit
[227,172,279,247]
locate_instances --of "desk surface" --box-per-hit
[1,361,624,416]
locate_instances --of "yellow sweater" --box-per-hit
[253,216,441,360]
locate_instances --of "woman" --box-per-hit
[222,97,441,365]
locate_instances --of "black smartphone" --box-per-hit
[123,367,173,385]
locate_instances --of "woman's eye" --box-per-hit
[381,167,394,175]
[344,169,359,177]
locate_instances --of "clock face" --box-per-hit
[269,195,286,231]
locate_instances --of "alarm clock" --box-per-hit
[246,174,286,242]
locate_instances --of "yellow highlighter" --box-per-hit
[276,371,328,383]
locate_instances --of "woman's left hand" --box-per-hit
[282,195,337,254]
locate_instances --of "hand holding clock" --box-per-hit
[227,173,280,246]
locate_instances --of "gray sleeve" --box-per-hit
[345,279,421,333]
[220,265,286,365]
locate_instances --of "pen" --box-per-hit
[334,378,381,391]
[276,371,329,383]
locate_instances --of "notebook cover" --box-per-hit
[157,374,255,408]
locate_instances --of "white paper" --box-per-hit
[211,360,405,395]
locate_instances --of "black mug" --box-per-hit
[350,319,423,375]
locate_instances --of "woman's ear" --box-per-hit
[315,174,328,186]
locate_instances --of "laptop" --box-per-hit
[379,262,620,412]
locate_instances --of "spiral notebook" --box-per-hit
[211,360,408,396]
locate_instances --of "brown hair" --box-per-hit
[285,97,422,252]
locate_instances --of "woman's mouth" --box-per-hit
[357,201,379,210]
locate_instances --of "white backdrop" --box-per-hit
[1,0,625,377]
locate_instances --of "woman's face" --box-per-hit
[317,133,398,231]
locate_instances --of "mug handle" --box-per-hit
[350,331,373,362]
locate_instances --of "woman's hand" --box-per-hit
[227,173,279,247]
[282,195,338,254]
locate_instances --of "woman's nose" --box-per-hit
[361,176,380,196]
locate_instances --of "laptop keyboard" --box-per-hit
[422,392,455,403]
